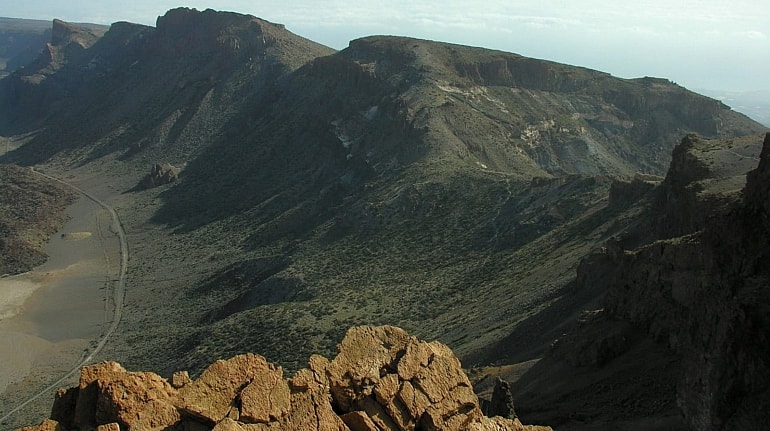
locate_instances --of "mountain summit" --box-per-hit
[0,7,334,146]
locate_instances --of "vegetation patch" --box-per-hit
[0,165,78,275]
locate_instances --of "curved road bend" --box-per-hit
[0,168,128,424]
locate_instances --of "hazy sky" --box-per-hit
[2,0,769,92]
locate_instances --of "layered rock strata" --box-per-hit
[16,326,550,431]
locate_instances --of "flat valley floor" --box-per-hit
[0,193,120,425]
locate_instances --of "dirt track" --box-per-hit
[0,171,128,423]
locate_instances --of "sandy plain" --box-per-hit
[0,193,120,424]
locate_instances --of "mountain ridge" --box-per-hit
[0,8,767,429]
[0,17,107,80]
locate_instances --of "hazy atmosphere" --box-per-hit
[2,0,770,429]
[2,0,769,92]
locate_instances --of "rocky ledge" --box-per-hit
[17,326,550,431]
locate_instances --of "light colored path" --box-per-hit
[0,169,128,424]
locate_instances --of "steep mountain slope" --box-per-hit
[0,19,108,133]
[0,164,77,274]
[0,18,51,79]
[0,17,108,79]
[0,8,767,428]
[130,32,763,375]
[510,133,770,430]
[0,8,334,157]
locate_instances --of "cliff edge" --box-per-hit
[16,326,550,431]
[512,133,770,430]
[604,133,770,429]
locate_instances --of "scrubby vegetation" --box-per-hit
[0,164,77,275]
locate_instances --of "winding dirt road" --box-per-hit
[0,169,128,423]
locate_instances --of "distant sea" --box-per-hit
[697,89,770,128]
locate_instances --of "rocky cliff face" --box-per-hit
[613,133,770,429]
[0,19,107,132]
[3,15,765,171]
[513,133,770,430]
[0,18,53,79]
[332,37,763,177]
[0,8,334,160]
[16,326,550,431]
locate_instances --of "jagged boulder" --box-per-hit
[66,361,181,431]
[326,325,412,411]
[95,370,180,430]
[176,353,272,424]
[325,326,481,431]
[283,367,349,431]
[239,362,290,423]
[489,378,516,420]
[171,370,192,388]
[16,326,551,431]
[141,163,180,188]
[50,387,78,429]
[72,361,129,429]
[15,419,63,431]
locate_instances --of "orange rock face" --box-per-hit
[15,419,64,431]
[239,363,290,423]
[176,353,272,424]
[73,361,128,429]
[326,327,482,431]
[15,326,552,431]
[95,370,180,430]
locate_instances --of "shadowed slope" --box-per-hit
[510,133,770,430]
[0,8,334,164]
[0,9,767,428]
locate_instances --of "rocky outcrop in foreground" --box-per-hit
[17,326,550,431]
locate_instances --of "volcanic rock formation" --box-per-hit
[512,133,770,430]
[142,163,180,188]
[16,326,550,431]
[604,133,770,429]
[2,8,768,429]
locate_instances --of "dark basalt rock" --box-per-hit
[141,163,180,189]
[601,133,770,429]
[490,378,517,420]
